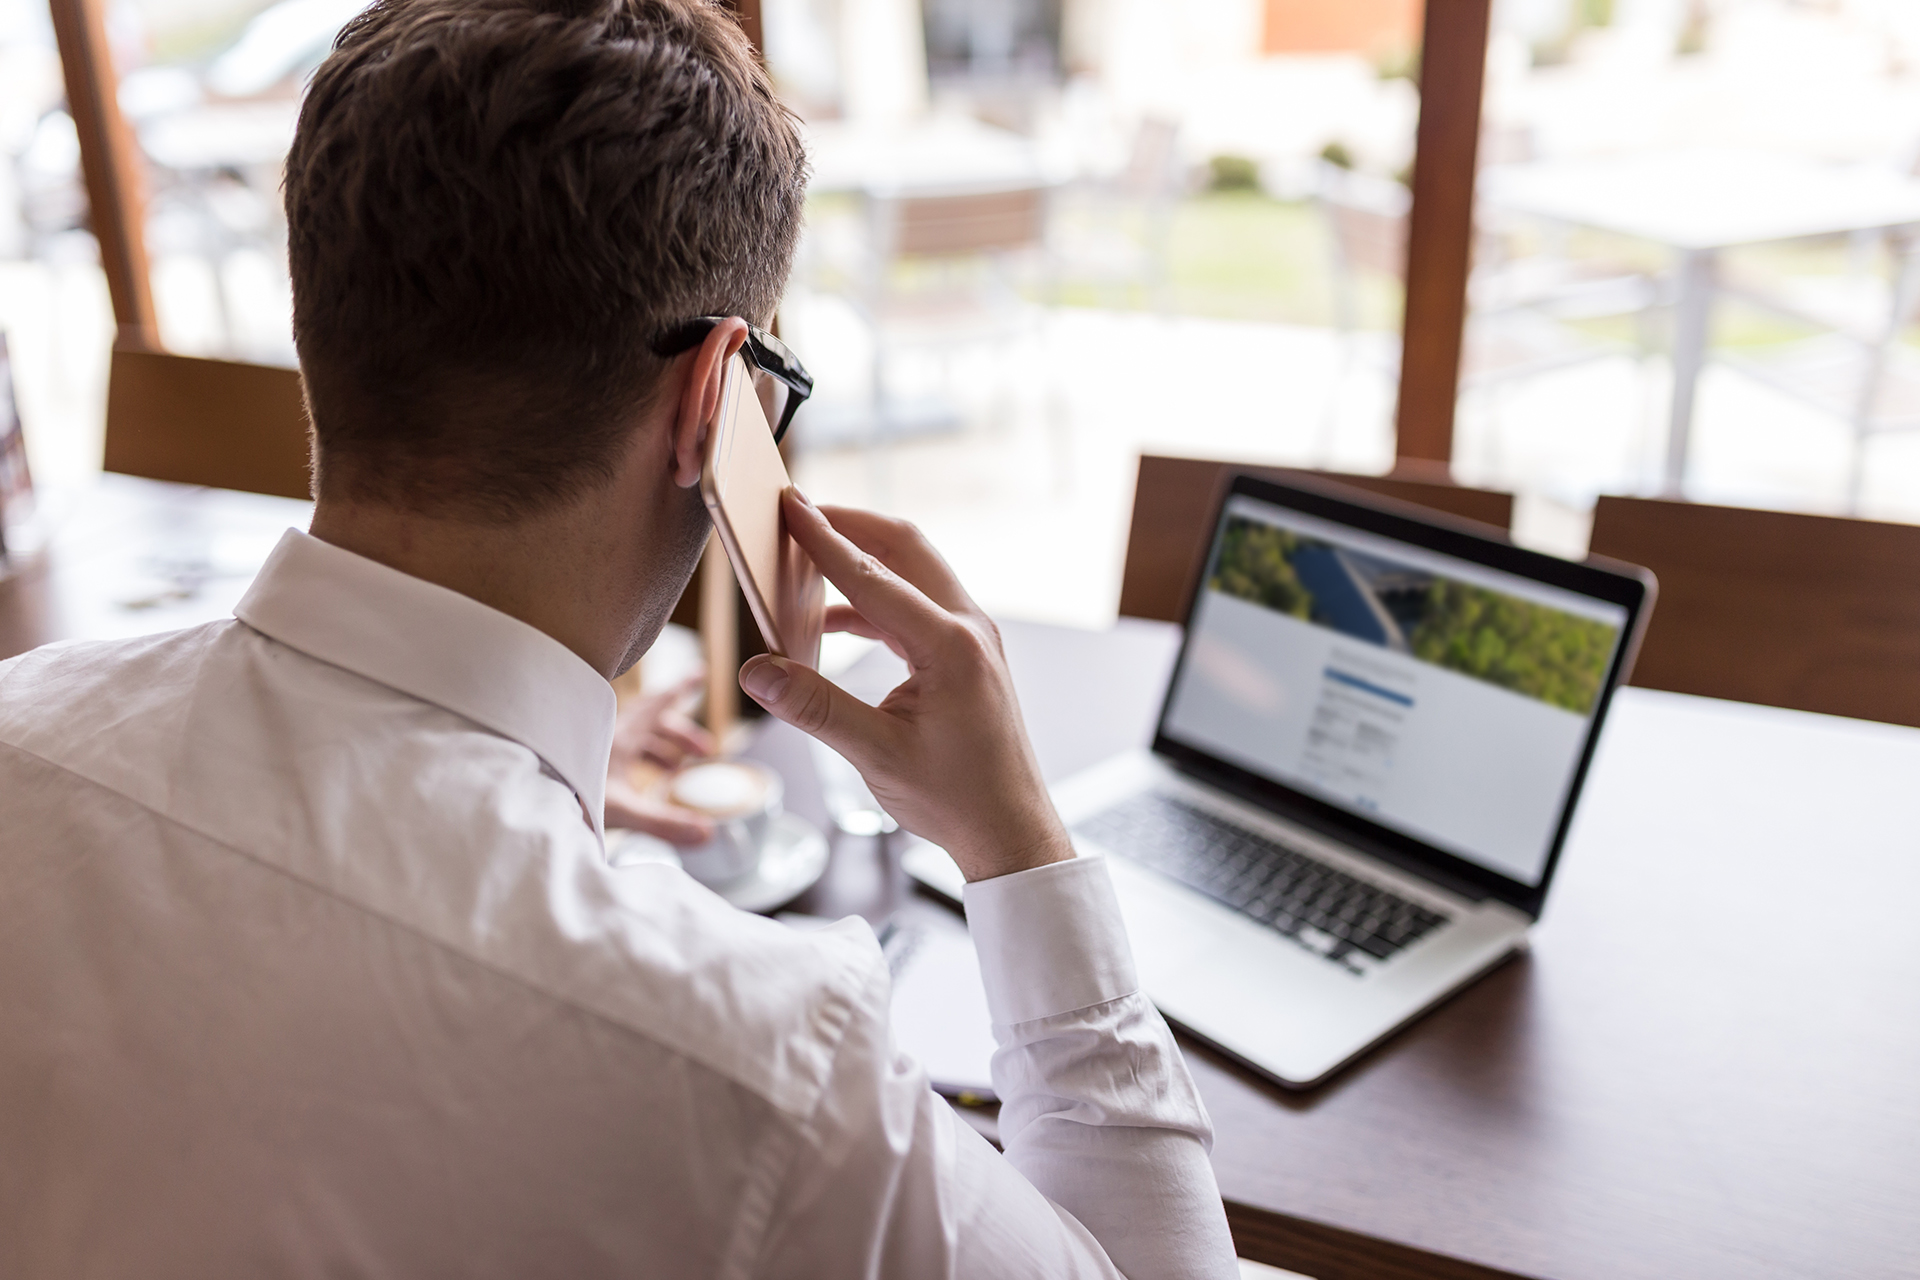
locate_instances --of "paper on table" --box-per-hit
[775,907,997,1100]
[880,911,998,1102]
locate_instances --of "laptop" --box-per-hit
[905,472,1655,1088]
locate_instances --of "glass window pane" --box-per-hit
[770,0,1426,626]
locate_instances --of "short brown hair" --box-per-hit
[284,0,806,518]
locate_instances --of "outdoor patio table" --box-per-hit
[1480,148,1920,495]
[138,100,302,172]
[804,113,1071,197]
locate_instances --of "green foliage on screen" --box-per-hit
[1209,513,1618,715]
[1409,581,1618,714]
[1209,517,1315,618]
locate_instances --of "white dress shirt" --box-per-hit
[0,528,1237,1278]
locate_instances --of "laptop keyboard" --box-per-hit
[1073,793,1450,970]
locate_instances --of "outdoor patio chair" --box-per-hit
[1715,228,1920,511]
[1117,453,1514,624]
[851,181,1053,464]
[1587,495,1920,727]
[1047,115,1185,313]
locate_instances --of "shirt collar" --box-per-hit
[235,529,616,840]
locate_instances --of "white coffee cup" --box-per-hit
[667,759,784,886]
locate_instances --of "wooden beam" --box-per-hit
[699,534,740,742]
[696,0,763,731]
[728,0,765,63]
[46,0,158,352]
[1393,0,1493,476]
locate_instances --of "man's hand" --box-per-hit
[738,490,1072,882]
[605,674,716,847]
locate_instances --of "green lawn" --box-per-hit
[1052,191,1402,331]
[810,187,1920,351]
[1164,193,1363,328]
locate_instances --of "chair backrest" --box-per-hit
[103,347,311,501]
[1314,164,1409,280]
[876,185,1049,259]
[1118,454,1516,624]
[1588,496,1920,726]
[1118,116,1183,201]
[0,552,52,661]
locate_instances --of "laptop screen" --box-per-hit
[1159,489,1632,889]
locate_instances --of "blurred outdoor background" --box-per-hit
[7,0,1920,627]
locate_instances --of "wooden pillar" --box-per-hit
[1392,0,1492,479]
[46,0,158,352]
[694,0,765,736]
[698,534,740,743]
[729,0,764,62]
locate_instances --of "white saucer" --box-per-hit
[607,813,829,914]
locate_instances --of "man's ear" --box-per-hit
[670,318,751,488]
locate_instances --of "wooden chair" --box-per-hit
[0,555,53,661]
[103,347,313,500]
[1588,496,1920,727]
[104,345,762,732]
[1117,454,1515,623]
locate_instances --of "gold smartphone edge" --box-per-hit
[699,358,792,658]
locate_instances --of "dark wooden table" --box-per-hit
[0,473,313,660]
[13,479,1918,1280]
[756,619,1920,1280]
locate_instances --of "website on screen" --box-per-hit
[1161,496,1628,886]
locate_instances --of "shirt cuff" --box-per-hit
[961,855,1140,1026]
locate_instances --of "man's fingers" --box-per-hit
[822,603,881,637]
[605,786,714,848]
[823,604,909,660]
[655,712,714,759]
[783,491,953,666]
[813,504,975,616]
[739,653,895,768]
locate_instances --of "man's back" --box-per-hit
[0,566,882,1275]
[0,531,1237,1278]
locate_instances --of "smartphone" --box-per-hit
[700,352,824,668]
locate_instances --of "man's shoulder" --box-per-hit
[0,621,891,1124]
[0,623,234,766]
[0,620,228,704]
[0,618,393,816]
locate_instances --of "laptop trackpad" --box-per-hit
[1108,856,1354,1006]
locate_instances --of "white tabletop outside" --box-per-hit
[805,114,1070,197]
[1480,148,1920,251]
[1480,149,1920,494]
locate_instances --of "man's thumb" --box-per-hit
[738,655,873,763]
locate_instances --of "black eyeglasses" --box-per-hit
[652,317,814,445]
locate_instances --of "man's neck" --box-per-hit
[309,496,637,678]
